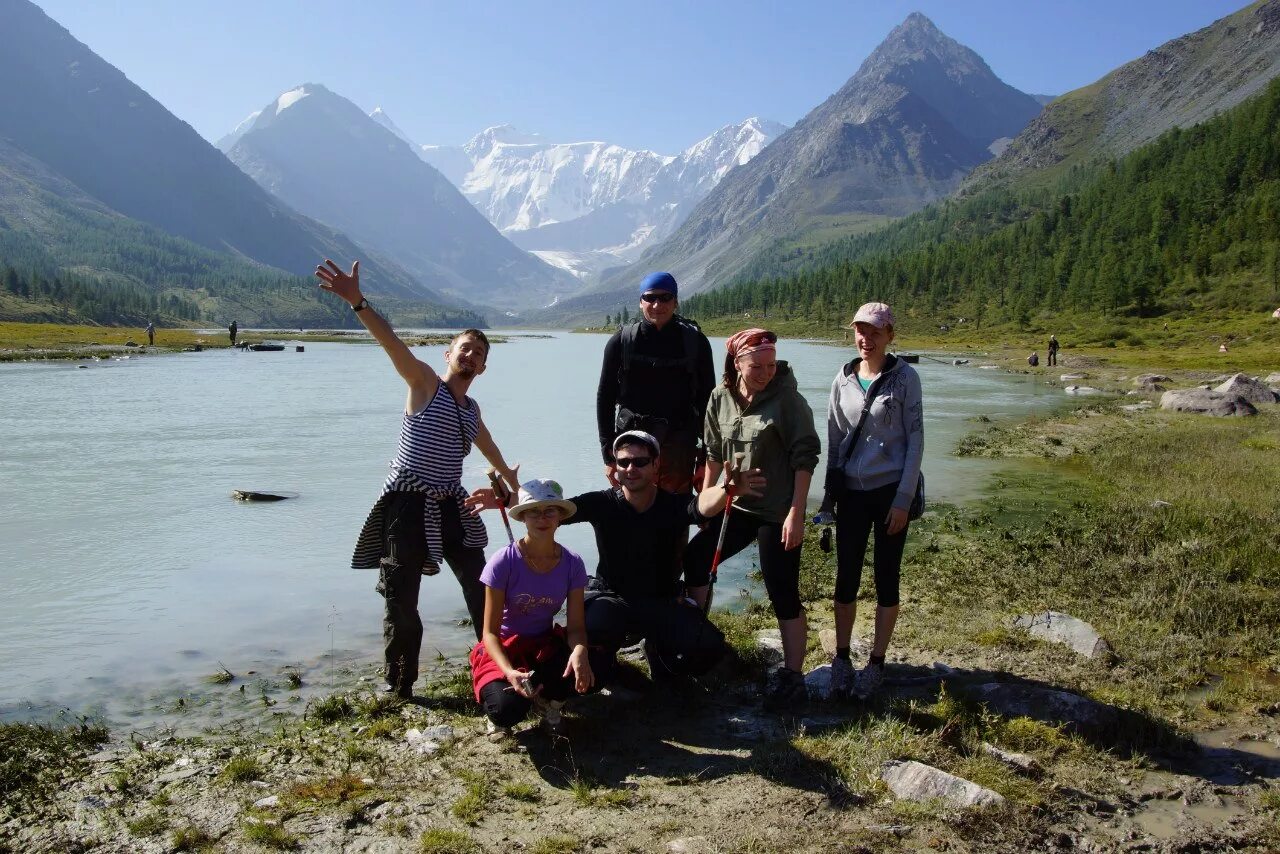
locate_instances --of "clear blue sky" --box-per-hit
[34,0,1250,153]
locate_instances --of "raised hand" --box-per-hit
[315,259,362,306]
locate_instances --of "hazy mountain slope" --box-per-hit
[970,0,1280,188]
[223,86,577,312]
[0,0,436,303]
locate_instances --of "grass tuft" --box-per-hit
[171,825,214,851]
[218,756,262,783]
[530,835,582,854]
[419,827,480,853]
[243,819,298,849]
[126,812,168,837]
[502,781,541,802]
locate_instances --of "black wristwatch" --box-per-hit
[352,298,370,312]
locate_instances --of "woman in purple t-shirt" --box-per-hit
[468,479,593,735]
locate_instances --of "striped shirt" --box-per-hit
[352,384,488,573]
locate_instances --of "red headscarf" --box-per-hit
[726,328,777,359]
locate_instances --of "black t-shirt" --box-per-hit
[563,488,705,599]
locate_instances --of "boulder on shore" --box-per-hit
[1064,385,1101,395]
[1134,374,1172,387]
[1012,611,1113,660]
[1160,389,1257,417]
[880,760,1005,808]
[1213,373,1279,405]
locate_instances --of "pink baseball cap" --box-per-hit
[848,302,895,329]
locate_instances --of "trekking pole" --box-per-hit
[487,468,515,544]
[704,452,745,614]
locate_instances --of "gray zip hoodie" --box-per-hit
[825,354,924,512]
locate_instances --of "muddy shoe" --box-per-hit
[829,655,854,699]
[763,668,808,711]
[852,662,884,700]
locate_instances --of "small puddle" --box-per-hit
[1132,796,1248,840]
[1196,728,1280,762]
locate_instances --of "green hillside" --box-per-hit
[685,75,1280,329]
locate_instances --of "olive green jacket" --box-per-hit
[703,362,821,523]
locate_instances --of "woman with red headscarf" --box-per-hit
[685,328,821,710]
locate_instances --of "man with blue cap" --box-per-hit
[596,271,715,496]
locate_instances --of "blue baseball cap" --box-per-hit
[640,271,678,297]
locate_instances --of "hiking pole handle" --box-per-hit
[487,468,515,544]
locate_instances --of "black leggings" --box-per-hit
[478,642,576,728]
[834,483,907,608]
[685,511,803,620]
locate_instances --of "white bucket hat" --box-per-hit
[508,478,576,522]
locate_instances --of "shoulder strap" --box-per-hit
[833,367,888,472]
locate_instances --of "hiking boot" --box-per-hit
[763,668,808,711]
[828,655,854,699]
[485,719,513,742]
[852,661,884,700]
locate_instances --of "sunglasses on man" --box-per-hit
[640,292,676,304]
[613,456,653,469]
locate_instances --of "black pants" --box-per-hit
[834,483,907,608]
[584,591,724,681]
[377,492,486,693]
[478,640,577,727]
[685,511,804,620]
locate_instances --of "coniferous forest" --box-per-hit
[684,76,1280,328]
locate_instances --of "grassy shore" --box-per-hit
[685,310,1280,375]
[0,322,513,362]
[3,388,1278,851]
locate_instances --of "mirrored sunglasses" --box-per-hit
[640,292,676,304]
[614,456,653,469]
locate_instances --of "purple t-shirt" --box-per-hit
[480,542,588,638]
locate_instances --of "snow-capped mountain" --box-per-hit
[407,116,786,279]
[219,85,577,312]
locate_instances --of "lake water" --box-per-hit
[0,332,1059,728]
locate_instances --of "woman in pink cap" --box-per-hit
[818,302,924,701]
[686,328,821,710]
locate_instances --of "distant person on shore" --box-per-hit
[1047,334,1060,367]
[468,479,596,738]
[468,430,761,686]
[145,322,155,346]
[1027,351,1039,367]
[597,272,714,496]
[685,329,820,710]
[316,258,520,700]
[818,303,923,701]
[229,320,239,346]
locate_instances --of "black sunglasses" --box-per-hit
[614,456,653,469]
[640,292,676,304]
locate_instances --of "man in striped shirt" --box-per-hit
[317,259,521,699]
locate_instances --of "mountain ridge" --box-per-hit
[221,84,578,313]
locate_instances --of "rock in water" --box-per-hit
[969,683,1119,734]
[1064,385,1101,395]
[1160,389,1257,417]
[1213,373,1279,405]
[231,490,298,501]
[1012,611,1113,659]
[880,760,1005,808]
